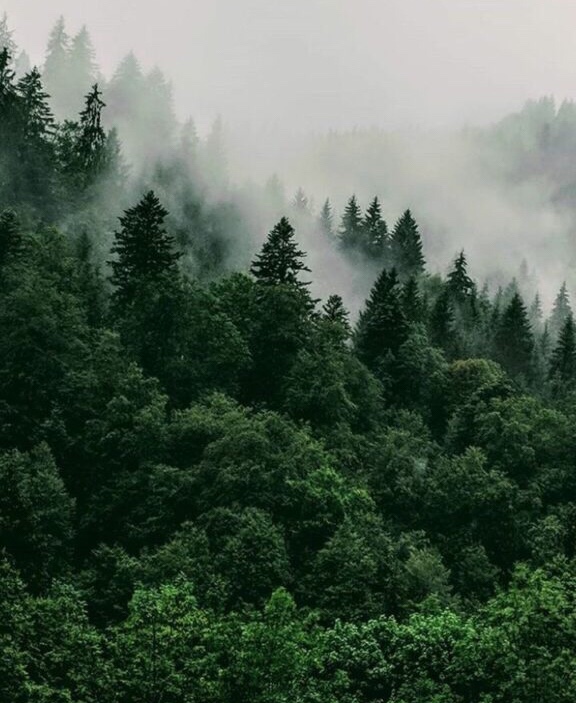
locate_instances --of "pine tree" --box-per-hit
[16,68,55,140]
[494,292,534,380]
[68,27,97,115]
[42,17,70,120]
[355,267,408,368]
[549,282,572,340]
[429,288,456,355]
[76,84,107,182]
[250,217,310,288]
[362,196,389,262]
[318,199,334,241]
[447,251,474,300]
[529,293,544,334]
[339,195,363,252]
[390,209,425,279]
[0,13,16,60]
[292,188,309,214]
[109,191,181,304]
[402,276,425,324]
[548,315,576,389]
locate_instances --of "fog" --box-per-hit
[4,0,576,132]
[4,0,576,308]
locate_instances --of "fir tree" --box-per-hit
[68,27,97,115]
[318,199,334,241]
[402,276,425,324]
[528,293,544,334]
[42,17,70,120]
[339,195,363,252]
[549,315,576,389]
[549,282,572,340]
[447,251,474,300]
[16,68,55,140]
[109,191,181,304]
[76,84,107,182]
[429,288,456,355]
[390,209,425,279]
[250,217,310,288]
[355,267,408,368]
[494,292,534,380]
[292,188,309,214]
[0,13,16,60]
[362,196,389,262]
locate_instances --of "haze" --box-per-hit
[3,0,576,133]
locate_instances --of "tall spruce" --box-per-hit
[250,217,310,288]
[362,196,389,262]
[339,195,363,252]
[318,199,334,241]
[494,292,534,380]
[76,84,107,181]
[447,251,474,300]
[390,209,425,279]
[549,315,576,390]
[355,267,408,368]
[549,282,572,340]
[42,17,70,120]
[109,191,181,304]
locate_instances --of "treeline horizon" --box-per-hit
[4,13,576,703]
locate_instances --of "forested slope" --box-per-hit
[3,16,576,702]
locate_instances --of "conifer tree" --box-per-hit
[292,188,309,214]
[76,84,107,179]
[42,17,70,120]
[429,288,456,355]
[549,282,572,340]
[250,217,310,288]
[0,13,16,60]
[494,292,534,380]
[402,276,425,324]
[362,196,389,262]
[318,199,334,241]
[355,267,408,368]
[68,27,97,115]
[16,68,54,140]
[339,195,363,252]
[109,191,181,304]
[529,293,544,334]
[447,251,474,300]
[390,209,425,279]
[549,315,576,389]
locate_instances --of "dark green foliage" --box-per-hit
[109,190,181,305]
[250,216,310,287]
[362,196,389,261]
[355,267,408,369]
[494,291,534,381]
[390,209,425,278]
[549,281,572,340]
[447,250,474,300]
[549,314,576,392]
[339,194,363,251]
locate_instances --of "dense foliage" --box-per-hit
[3,15,576,702]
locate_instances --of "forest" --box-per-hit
[3,14,576,703]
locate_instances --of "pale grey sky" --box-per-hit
[3,0,576,132]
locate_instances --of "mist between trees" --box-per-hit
[4,13,576,703]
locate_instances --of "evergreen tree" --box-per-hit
[355,267,408,368]
[318,199,334,241]
[0,13,16,60]
[549,282,572,340]
[494,292,534,381]
[390,209,425,279]
[529,293,544,335]
[548,315,576,390]
[42,17,70,120]
[339,195,363,252]
[68,27,97,115]
[429,288,457,355]
[76,84,107,181]
[16,68,55,141]
[362,196,389,262]
[250,217,310,288]
[109,191,181,304]
[402,276,425,324]
[447,251,474,300]
[292,188,309,214]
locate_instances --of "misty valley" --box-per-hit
[4,11,576,703]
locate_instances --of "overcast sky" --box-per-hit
[3,0,576,132]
